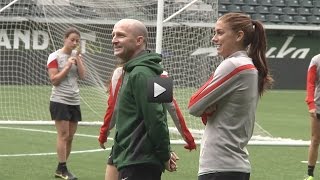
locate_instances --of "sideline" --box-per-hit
[0,126,113,157]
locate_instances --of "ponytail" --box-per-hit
[248,20,273,96]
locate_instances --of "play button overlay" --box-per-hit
[147,77,173,103]
[154,82,166,98]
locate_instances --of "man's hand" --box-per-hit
[165,152,179,172]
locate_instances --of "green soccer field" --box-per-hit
[0,90,314,180]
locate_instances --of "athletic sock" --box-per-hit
[308,165,315,177]
[57,162,67,172]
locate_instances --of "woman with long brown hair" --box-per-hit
[188,12,272,180]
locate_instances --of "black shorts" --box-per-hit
[49,101,82,121]
[198,172,250,180]
[107,146,114,165]
[118,164,162,180]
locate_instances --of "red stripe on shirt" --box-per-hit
[306,65,317,110]
[188,64,256,108]
[47,59,58,69]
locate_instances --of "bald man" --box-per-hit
[109,19,176,180]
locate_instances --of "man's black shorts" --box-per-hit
[107,146,114,165]
[50,101,82,121]
[118,164,162,180]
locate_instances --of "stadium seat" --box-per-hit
[218,12,224,18]
[293,15,308,24]
[0,6,12,16]
[285,0,300,7]
[258,0,272,6]
[244,0,259,6]
[255,6,270,14]
[271,0,285,7]
[1,0,35,16]
[251,13,266,22]
[300,0,313,7]
[219,0,232,5]
[282,7,297,15]
[266,14,280,23]
[297,7,312,16]
[307,16,320,24]
[218,4,228,12]
[18,0,37,5]
[30,5,43,17]
[231,0,245,5]
[80,7,100,18]
[226,4,241,12]
[311,8,320,16]
[314,1,320,7]
[241,5,255,14]
[12,5,30,16]
[279,14,294,23]
[270,6,284,15]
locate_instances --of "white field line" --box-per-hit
[301,161,319,164]
[0,126,113,157]
[0,148,111,157]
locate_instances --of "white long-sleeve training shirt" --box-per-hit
[188,51,259,176]
[306,54,320,112]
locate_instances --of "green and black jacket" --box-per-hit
[113,51,171,171]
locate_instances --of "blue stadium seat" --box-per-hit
[297,7,312,16]
[270,6,284,15]
[266,14,281,23]
[241,5,255,14]
[285,0,300,7]
[255,6,270,14]
[283,7,297,15]
[251,13,266,22]
[271,0,285,7]
[300,0,313,7]
[257,0,272,6]
[293,15,308,24]
[279,14,294,23]
[226,4,241,12]
[307,16,320,24]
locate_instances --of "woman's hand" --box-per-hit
[67,56,77,67]
[309,108,317,119]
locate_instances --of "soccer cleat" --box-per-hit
[304,176,314,180]
[55,169,78,180]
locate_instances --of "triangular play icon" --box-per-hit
[154,82,166,97]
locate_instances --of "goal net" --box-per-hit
[0,0,307,146]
